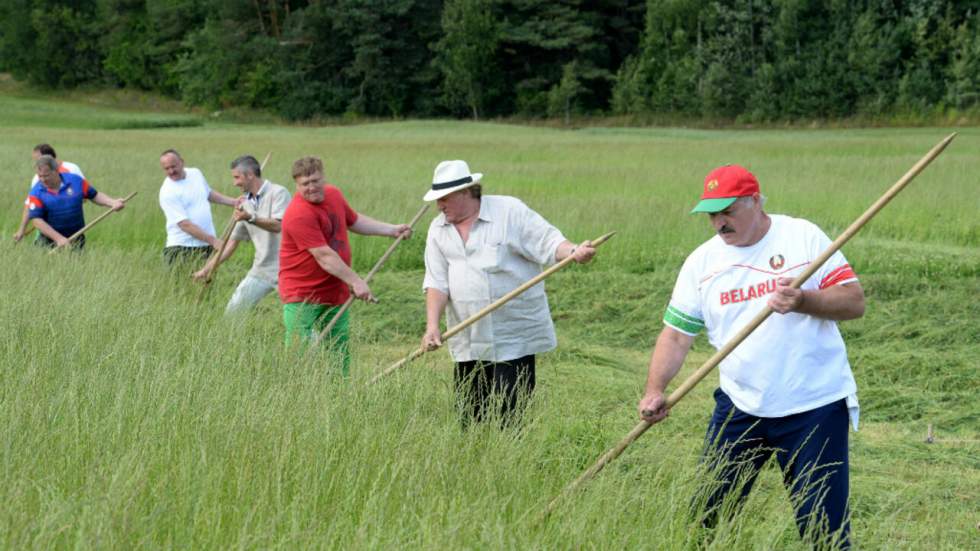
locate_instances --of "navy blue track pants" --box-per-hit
[701,388,851,549]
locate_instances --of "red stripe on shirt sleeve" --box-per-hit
[27,196,43,209]
[819,264,857,289]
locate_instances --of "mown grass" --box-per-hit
[0,77,201,130]
[0,95,977,549]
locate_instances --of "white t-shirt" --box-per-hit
[159,167,216,247]
[30,161,84,187]
[664,215,860,427]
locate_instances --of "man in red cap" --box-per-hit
[638,165,864,549]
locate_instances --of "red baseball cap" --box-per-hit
[691,164,760,213]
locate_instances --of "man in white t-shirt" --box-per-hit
[637,165,864,549]
[158,149,237,265]
[192,154,291,313]
[13,143,84,243]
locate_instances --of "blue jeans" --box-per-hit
[700,388,851,549]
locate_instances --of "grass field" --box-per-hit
[0,93,977,549]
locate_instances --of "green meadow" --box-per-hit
[0,94,977,549]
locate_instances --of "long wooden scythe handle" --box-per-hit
[370,231,617,385]
[538,132,957,520]
[315,203,431,344]
[49,191,138,254]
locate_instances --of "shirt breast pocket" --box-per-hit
[472,242,503,273]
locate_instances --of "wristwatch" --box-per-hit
[248,213,257,224]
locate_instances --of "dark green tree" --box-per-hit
[946,13,980,110]
[547,60,586,122]
[172,0,280,109]
[0,0,35,75]
[0,0,102,87]
[335,0,443,117]
[612,0,708,116]
[270,0,441,119]
[99,0,208,94]
[495,0,642,116]
[434,0,500,119]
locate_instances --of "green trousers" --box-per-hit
[283,302,351,376]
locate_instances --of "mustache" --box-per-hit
[718,225,735,234]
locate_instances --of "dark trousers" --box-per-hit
[163,245,213,266]
[700,388,851,550]
[35,233,85,250]
[454,354,535,426]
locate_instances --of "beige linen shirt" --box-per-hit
[230,180,291,285]
[423,195,567,362]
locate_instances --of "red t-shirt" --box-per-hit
[278,186,358,305]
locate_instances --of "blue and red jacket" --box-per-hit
[26,173,98,237]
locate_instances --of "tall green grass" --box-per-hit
[0,97,977,549]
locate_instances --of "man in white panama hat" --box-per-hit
[420,160,595,426]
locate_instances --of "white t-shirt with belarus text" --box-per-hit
[663,215,860,428]
[159,167,216,247]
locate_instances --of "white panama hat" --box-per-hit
[423,160,483,201]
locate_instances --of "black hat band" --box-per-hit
[431,176,472,190]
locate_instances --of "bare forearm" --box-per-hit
[209,190,237,207]
[311,247,362,286]
[554,240,576,261]
[211,239,239,268]
[425,288,449,331]
[199,240,235,276]
[350,214,397,237]
[177,220,217,246]
[554,238,596,264]
[17,204,30,232]
[644,328,694,395]
[31,218,66,243]
[251,217,281,233]
[91,192,115,208]
[796,282,865,321]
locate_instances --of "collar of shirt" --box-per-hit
[247,180,269,206]
[436,198,495,226]
[42,175,68,195]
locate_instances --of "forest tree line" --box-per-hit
[1,0,978,122]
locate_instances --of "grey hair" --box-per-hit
[34,154,58,172]
[737,194,766,207]
[230,155,261,177]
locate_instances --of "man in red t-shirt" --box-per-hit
[280,156,412,374]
